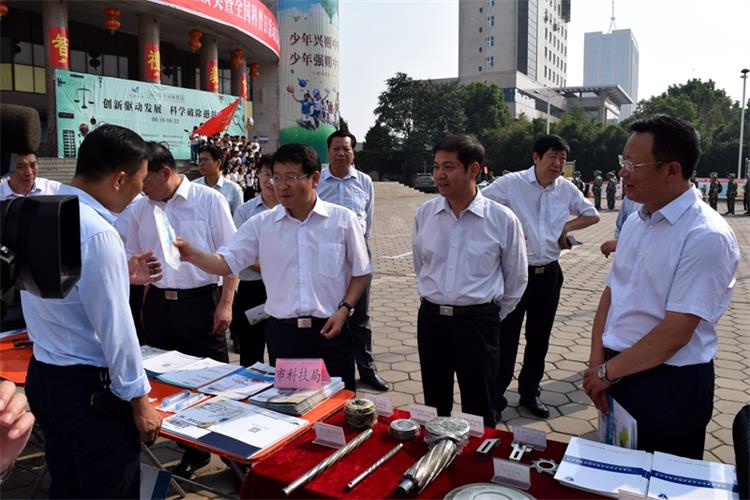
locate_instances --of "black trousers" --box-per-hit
[726,195,736,214]
[351,271,377,377]
[265,317,355,390]
[25,358,140,499]
[593,189,602,209]
[142,285,228,362]
[709,196,719,210]
[497,261,563,400]
[230,279,268,367]
[129,284,145,343]
[743,194,749,213]
[607,194,615,210]
[608,352,714,460]
[417,303,501,428]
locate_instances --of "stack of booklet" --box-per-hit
[199,362,276,400]
[249,377,345,416]
[161,396,307,460]
[555,437,739,499]
[141,348,240,389]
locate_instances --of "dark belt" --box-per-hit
[420,298,499,317]
[604,348,621,360]
[271,316,325,329]
[151,284,217,301]
[529,260,558,275]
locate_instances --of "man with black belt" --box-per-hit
[122,142,237,477]
[413,135,528,427]
[174,143,370,391]
[230,155,277,366]
[483,134,599,419]
[22,125,162,498]
[584,115,740,459]
[317,130,387,391]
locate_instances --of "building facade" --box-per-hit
[583,28,639,119]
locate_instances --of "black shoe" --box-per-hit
[359,372,389,391]
[492,395,507,422]
[172,453,211,479]
[519,396,550,419]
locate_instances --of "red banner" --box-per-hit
[194,97,241,137]
[147,0,279,56]
[207,60,219,93]
[48,27,69,69]
[144,43,161,82]
[241,70,248,100]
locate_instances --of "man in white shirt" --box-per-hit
[483,135,599,419]
[123,142,238,478]
[175,143,371,390]
[583,115,740,459]
[22,125,161,497]
[194,143,243,215]
[413,135,528,427]
[317,131,387,391]
[0,152,62,200]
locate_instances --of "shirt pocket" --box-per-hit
[548,201,570,230]
[319,242,345,278]
[465,240,499,279]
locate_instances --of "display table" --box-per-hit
[243,409,599,499]
[0,331,32,385]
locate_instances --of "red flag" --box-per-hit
[194,97,242,137]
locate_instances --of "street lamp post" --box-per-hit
[738,68,749,179]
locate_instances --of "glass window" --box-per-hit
[103,54,117,77]
[0,63,12,90]
[33,66,45,93]
[478,66,482,72]
[33,44,45,66]
[119,56,128,79]
[14,42,32,64]
[14,64,34,92]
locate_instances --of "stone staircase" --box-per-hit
[373,181,427,198]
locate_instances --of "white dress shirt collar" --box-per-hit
[172,175,192,200]
[321,165,359,181]
[273,195,330,223]
[434,189,487,219]
[61,184,117,225]
[525,165,563,190]
[637,187,699,225]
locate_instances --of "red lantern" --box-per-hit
[104,7,120,34]
[231,48,245,69]
[249,63,260,81]
[0,2,9,20]
[188,29,203,53]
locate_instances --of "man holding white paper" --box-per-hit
[584,115,740,459]
[174,143,371,391]
[123,142,238,478]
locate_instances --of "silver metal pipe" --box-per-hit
[282,428,374,496]
[345,442,404,491]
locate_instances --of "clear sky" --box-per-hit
[339,0,750,141]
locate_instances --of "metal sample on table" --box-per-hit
[389,418,420,441]
[282,427,374,496]
[395,417,471,497]
[344,398,377,429]
[475,438,501,460]
[443,482,537,500]
[345,442,404,491]
[509,441,534,461]
[530,458,557,475]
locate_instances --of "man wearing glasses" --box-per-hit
[0,152,61,200]
[482,135,599,420]
[583,115,740,459]
[194,143,243,215]
[317,131,388,392]
[175,143,371,391]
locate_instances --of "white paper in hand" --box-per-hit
[154,205,181,270]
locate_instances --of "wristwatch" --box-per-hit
[338,301,355,317]
[597,362,621,384]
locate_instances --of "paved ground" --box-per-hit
[4,181,749,499]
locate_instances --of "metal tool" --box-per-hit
[282,428,374,496]
[475,438,501,460]
[531,458,558,475]
[345,442,404,491]
[509,441,533,461]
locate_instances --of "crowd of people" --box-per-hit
[0,114,742,496]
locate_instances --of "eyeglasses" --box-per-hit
[269,173,311,186]
[259,172,273,179]
[618,155,665,173]
[197,157,214,164]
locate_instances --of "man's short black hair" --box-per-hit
[145,142,176,172]
[629,114,701,180]
[533,134,570,158]
[327,130,357,149]
[432,134,484,170]
[75,124,147,182]
[198,143,223,161]
[272,143,321,175]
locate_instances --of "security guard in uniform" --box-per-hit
[592,170,603,210]
[725,173,737,215]
[606,171,617,210]
[744,172,750,215]
[708,172,722,210]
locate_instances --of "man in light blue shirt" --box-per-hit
[317,131,387,391]
[22,124,162,498]
[194,143,243,214]
[600,187,642,258]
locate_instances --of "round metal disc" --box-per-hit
[425,417,471,440]
[443,483,537,500]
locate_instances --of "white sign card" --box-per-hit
[312,422,346,449]
[513,425,547,450]
[491,458,531,490]
[451,410,485,437]
[370,394,394,417]
[409,404,438,425]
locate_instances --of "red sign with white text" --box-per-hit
[147,0,280,57]
[48,27,70,69]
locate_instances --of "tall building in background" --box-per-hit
[583,29,639,119]
[457,0,571,119]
